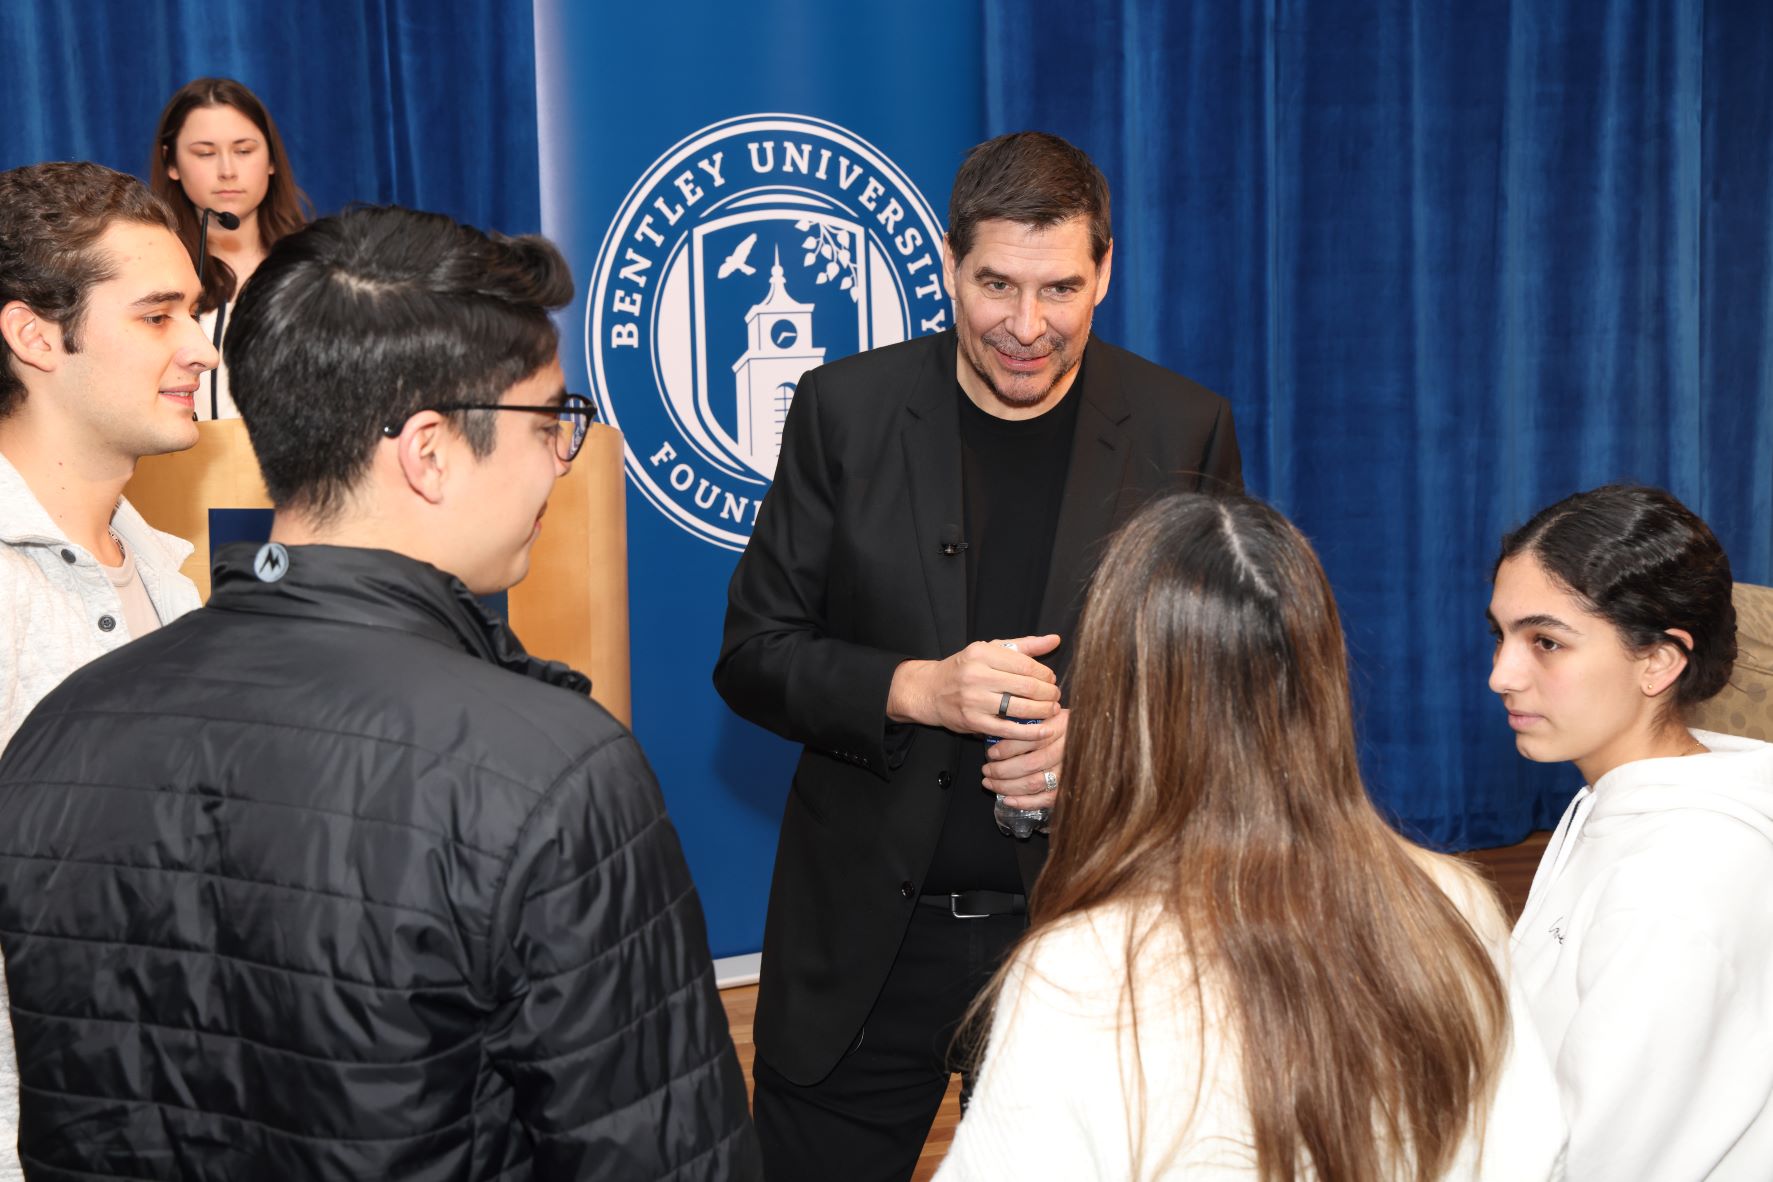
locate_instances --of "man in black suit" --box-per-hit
[715,131,1242,1181]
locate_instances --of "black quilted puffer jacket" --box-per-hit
[0,544,759,1181]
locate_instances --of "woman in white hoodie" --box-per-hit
[1491,483,1773,1181]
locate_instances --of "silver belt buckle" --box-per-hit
[949,893,988,919]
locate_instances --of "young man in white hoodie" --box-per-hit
[1489,483,1773,1181]
[0,160,216,1181]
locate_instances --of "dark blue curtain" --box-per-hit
[985,0,1773,847]
[0,0,539,236]
[7,0,1767,855]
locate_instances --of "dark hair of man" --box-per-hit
[969,492,1509,1181]
[0,161,179,420]
[946,131,1112,264]
[150,76,314,313]
[1495,483,1737,710]
[225,205,573,521]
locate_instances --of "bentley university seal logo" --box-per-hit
[588,114,949,549]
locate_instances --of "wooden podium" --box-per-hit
[124,419,632,725]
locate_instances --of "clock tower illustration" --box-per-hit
[733,247,826,476]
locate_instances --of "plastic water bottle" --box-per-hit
[985,718,1050,839]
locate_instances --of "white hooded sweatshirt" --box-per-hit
[1512,728,1773,1181]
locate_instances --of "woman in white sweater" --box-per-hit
[1490,484,1773,1180]
[939,494,1565,1182]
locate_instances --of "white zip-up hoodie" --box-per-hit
[1512,728,1773,1181]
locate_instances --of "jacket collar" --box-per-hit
[0,449,64,546]
[903,333,969,656]
[901,331,1132,661]
[1036,338,1131,641]
[903,330,1131,426]
[110,496,195,574]
[0,449,194,570]
[208,542,592,696]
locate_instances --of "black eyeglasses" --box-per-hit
[381,394,598,462]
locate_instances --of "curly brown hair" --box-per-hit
[0,161,178,419]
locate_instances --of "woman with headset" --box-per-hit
[151,76,311,419]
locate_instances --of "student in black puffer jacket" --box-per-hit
[0,206,760,1181]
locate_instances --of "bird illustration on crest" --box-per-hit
[718,233,759,278]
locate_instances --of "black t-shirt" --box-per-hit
[920,377,1082,894]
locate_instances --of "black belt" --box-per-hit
[917,890,1026,919]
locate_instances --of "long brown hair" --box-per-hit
[997,493,1508,1180]
[150,77,313,313]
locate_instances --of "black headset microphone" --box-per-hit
[195,206,240,286]
[194,208,240,420]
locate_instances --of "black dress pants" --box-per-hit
[752,903,1025,1182]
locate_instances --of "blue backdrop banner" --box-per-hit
[534,0,986,957]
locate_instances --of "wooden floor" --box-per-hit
[720,829,1552,1180]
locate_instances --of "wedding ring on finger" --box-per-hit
[997,692,1013,718]
[1043,771,1059,792]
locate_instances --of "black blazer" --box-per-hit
[714,329,1241,1083]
